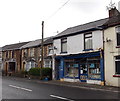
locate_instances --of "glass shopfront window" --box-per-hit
[63,57,101,80]
[87,58,101,79]
[64,61,79,78]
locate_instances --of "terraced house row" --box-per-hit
[1,7,120,87]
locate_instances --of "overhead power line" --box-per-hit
[46,0,71,21]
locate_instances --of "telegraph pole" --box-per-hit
[40,21,44,79]
[41,21,44,68]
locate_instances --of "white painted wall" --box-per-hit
[67,34,84,54]
[92,31,103,50]
[104,26,120,87]
[54,30,103,55]
[54,39,61,55]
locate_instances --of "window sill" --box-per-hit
[116,46,120,48]
[83,49,93,51]
[64,76,79,79]
[60,52,67,54]
[113,74,120,77]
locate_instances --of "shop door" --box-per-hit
[79,64,87,82]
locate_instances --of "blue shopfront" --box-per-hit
[55,51,104,85]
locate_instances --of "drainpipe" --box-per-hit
[101,28,106,86]
[52,45,57,80]
[52,45,55,80]
[96,27,105,86]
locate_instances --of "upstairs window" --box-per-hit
[115,56,120,74]
[23,49,27,57]
[30,48,34,57]
[84,33,93,50]
[12,51,14,58]
[61,38,67,53]
[48,46,53,55]
[6,51,8,58]
[0,52,2,58]
[39,48,41,56]
[116,26,120,46]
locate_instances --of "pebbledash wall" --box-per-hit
[104,26,120,87]
[53,30,104,85]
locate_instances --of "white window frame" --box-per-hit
[84,33,93,50]
[61,38,67,53]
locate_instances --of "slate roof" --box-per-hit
[21,37,54,49]
[21,39,42,49]
[103,14,120,27]
[2,42,29,51]
[54,18,108,39]
[43,37,54,45]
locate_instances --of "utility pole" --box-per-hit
[41,21,44,68]
[40,21,44,79]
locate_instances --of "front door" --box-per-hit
[79,64,87,82]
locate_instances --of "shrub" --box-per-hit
[28,67,52,80]
[29,67,40,76]
[41,68,52,80]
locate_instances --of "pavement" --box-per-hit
[40,80,120,93]
[16,76,120,93]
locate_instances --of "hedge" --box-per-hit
[28,67,52,80]
[29,68,40,76]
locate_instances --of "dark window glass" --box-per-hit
[115,56,120,74]
[117,33,120,46]
[12,51,14,58]
[116,26,120,46]
[6,51,8,58]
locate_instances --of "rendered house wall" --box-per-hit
[54,31,103,55]
[104,27,120,87]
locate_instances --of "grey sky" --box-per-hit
[0,0,120,47]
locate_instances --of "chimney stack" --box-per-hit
[109,7,120,17]
[107,1,120,18]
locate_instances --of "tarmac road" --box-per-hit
[2,76,120,100]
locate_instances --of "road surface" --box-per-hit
[2,76,119,100]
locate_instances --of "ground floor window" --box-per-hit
[115,56,120,74]
[87,58,101,79]
[44,60,52,68]
[63,57,101,80]
[64,61,79,78]
[26,61,35,71]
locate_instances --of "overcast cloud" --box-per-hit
[0,0,120,47]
